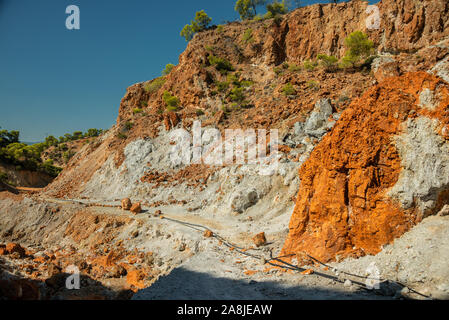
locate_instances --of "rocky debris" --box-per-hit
[438,205,449,217]
[204,230,214,238]
[126,269,148,291]
[282,72,449,264]
[5,243,26,258]
[121,198,132,210]
[154,210,162,217]
[303,99,335,138]
[372,55,400,82]
[163,112,180,131]
[230,188,258,214]
[130,203,142,214]
[253,233,267,247]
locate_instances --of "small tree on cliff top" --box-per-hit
[235,0,267,20]
[180,10,212,41]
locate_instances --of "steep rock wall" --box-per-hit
[282,72,449,263]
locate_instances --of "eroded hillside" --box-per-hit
[1,0,449,300]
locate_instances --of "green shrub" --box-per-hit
[63,150,75,163]
[274,67,284,76]
[303,59,318,71]
[317,54,338,72]
[144,77,166,93]
[241,80,253,87]
[344,31,374,59]
[162,63,175,76]
[180,25,195,42]
[217,81,230,92]
[230,87,245,103]
[133,108,143,115]
[216,25,224,33]
[235,0,266,20]
[339,31,375,69]
[140,100,148,108]
[252,14,264,21]
[208,55,234,74]
[339,53,359,69]
[117,133,127,140]
[288,63,301,72]
[196,109,205,116]
[163,91,180,111]
[266,0,288,18]
[307,80,320,91]
[124,121,134,131]
[281,83,296,96]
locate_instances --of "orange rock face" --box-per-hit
[282,72,449,264]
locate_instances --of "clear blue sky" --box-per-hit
[0,0,376,142]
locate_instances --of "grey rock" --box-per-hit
[230,188,259,213]
[388,117,449,213]
[304,99,333,138]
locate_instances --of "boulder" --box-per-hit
[121,198,132,210]
[303,99,334,138]
[230,188,258,213]
[130,203,142,214]
[253,232,267,247]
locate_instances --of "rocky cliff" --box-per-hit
[3,0,449,300]
[43,0,449,262]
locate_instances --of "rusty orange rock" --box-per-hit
[204,230,214,238]
[301,269,315,276]
[0,244,6,256]
[6,243,26,258]
[282,72,449,264]
[130,203,142,214]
